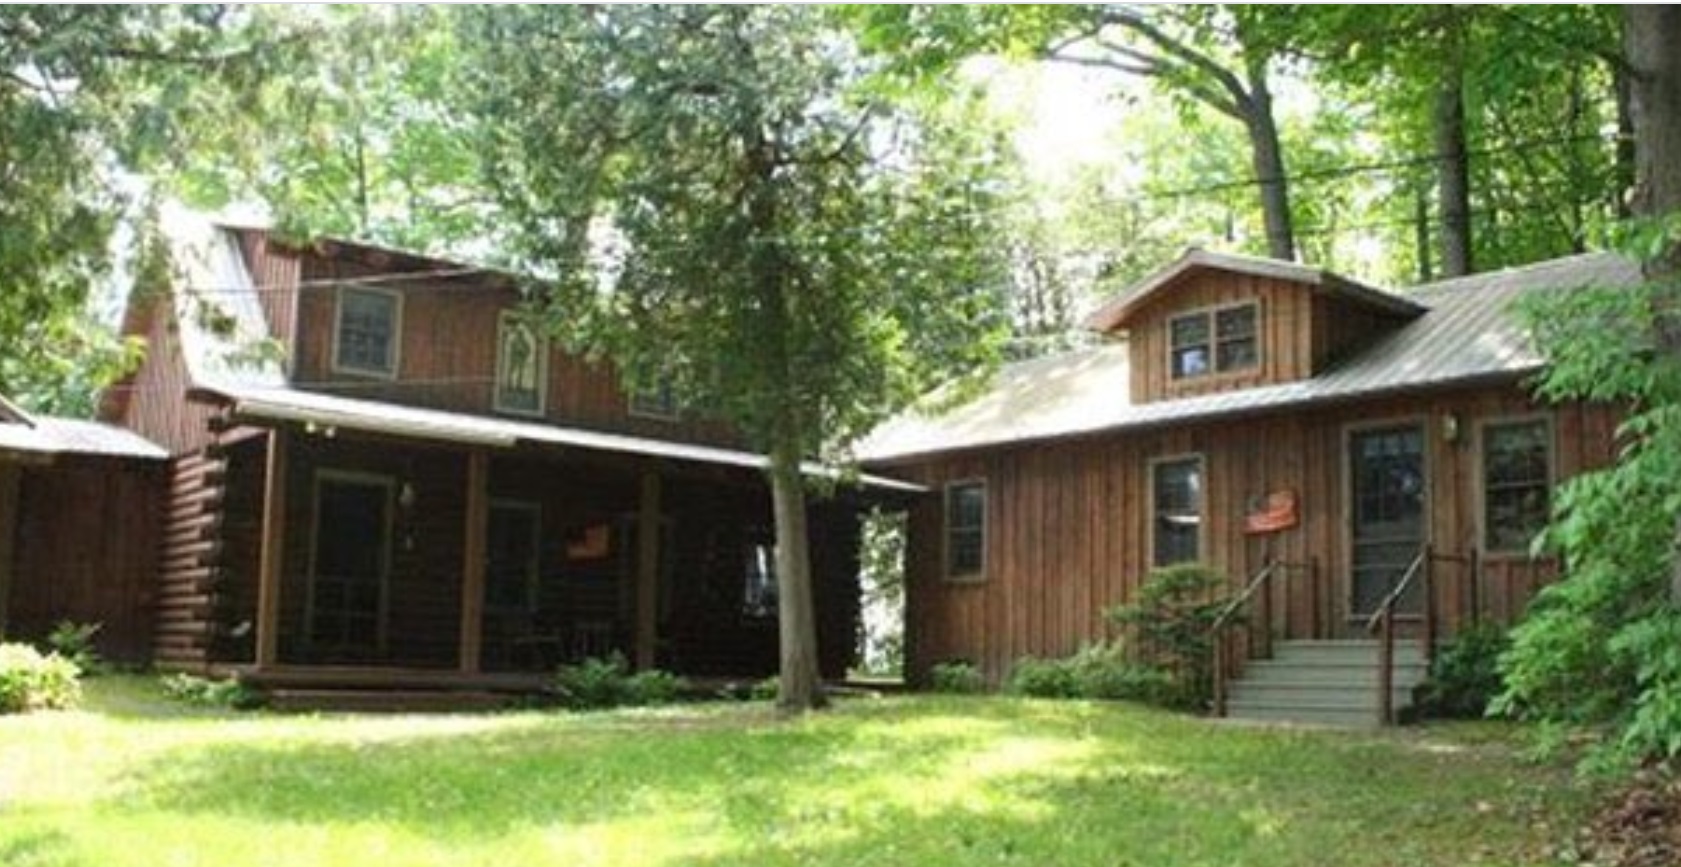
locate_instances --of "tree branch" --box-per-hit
[1095,8,1255,117]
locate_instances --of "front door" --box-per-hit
[1349,424,1427,618]
[308,474,392,660]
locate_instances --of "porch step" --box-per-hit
[1223,640,1430,727]
[264,688,519,714]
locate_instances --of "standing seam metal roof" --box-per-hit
[856,251,1642,464]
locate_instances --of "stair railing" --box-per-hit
[1210,557,1279,718]
[1363,544,1432,726]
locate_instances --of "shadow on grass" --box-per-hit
[114,697,1582,865]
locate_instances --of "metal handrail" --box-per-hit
[1210,558,1279,718]
[1364,544,1432,725]
[1362,547,1429,636]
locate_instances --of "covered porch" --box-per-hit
[164,387,913,692]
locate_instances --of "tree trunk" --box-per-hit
[1622,5,1681,605]
[1614,64,1637,219]
[770,436,825,712]
[1435,51,1473,277]
[1243,61,1295,262]
[1414,188,1433,282]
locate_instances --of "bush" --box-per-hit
[159,673,265,710]
[1106,564,1229,710]
[45,621,104,676]
[1005,656,1079,698]
[1419,621,1511,719]
[553,653,686,710]
[0,643,81,713]
[928,660,985,694]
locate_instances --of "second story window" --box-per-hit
[629,376,678,420]
[333,287,401,378]
[495,311,549,416]
[1169,302,1259,380]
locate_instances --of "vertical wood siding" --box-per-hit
[896,387,1619,685]
[112,297,221,455]
[8,458,164,664]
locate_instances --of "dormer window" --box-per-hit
[333,287,401,378]
[1169,302,1258,380]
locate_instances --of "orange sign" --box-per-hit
[1244,489,1299,534]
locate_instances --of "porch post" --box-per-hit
[459,449,490,674]
[634,467,662,671]
[0,464,20,633]
[254,428,289,668]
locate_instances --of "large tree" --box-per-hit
[462,5,1012,710]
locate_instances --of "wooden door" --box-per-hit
[307,474,392,660]
[1348,424,1427,618]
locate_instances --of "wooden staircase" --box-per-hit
[1223,640,1428,727]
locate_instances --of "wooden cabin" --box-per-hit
[858,249,1628,725]
[0,394,168,662]
[102,214,910,695]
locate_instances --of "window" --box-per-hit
[495,311,548,416]
[743,537,778,618]
[1483,419,1551,552]
[1169,302,1259,380]
[945,480,986,580]
[629,377,678,420]
[1152,456,1203,567]
[333,287,400,377]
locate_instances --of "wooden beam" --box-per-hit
[0,464,19,633]
[634,467,662,671]
[458,449,490,674]
[254,428,289,668]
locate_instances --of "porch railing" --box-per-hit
[1210,556,1313,717]
[1363,544,1432,726]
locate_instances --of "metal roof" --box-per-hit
[858,251,1642,464]
[0,414,168,461]
[1083,247,1426,332]
[199,382,923,493]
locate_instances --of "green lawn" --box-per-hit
[0,677,1590,867]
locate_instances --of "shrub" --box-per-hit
[1005,656,1079,698]
[1419,621,1511,719]
[928,660,985,694]
[45,621,104,675]
[1106,564,1229,710]
[0,643,81,713]
[159,673,265,710]
[553,652,687,710]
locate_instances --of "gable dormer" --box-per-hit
[1083,249,1425,403]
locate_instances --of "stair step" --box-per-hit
[264,689,516,713]
[1229,684,1416,706]
[1225,699,1389,727]
[1240,662,1427,683]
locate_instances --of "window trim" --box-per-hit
[1148,453,1206,569]
[628,376,680,422]
[493,310,550,417]
[330,286,403,379]
[304,469,395,655]
[943,478,988,583]
[1476,413,1555,557]
[486,498,543,612]
[1166,300,1262,382]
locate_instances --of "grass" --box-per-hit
[0,677,1594,867]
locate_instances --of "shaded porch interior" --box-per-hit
[187,426,870,688]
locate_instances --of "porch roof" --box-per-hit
[0,397,168,461]
[192,381,925,493]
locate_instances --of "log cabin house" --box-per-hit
[858,249,1630,725]
[0,393,168,662]
[100,214,912,700]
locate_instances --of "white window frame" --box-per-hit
[331,286,403,379]
[493,310,550,417]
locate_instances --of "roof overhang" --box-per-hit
[190,383,925,495]
[1083,248,1427,333]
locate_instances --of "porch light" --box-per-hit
[1441,413,1461,443]
[398,481,418,510]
